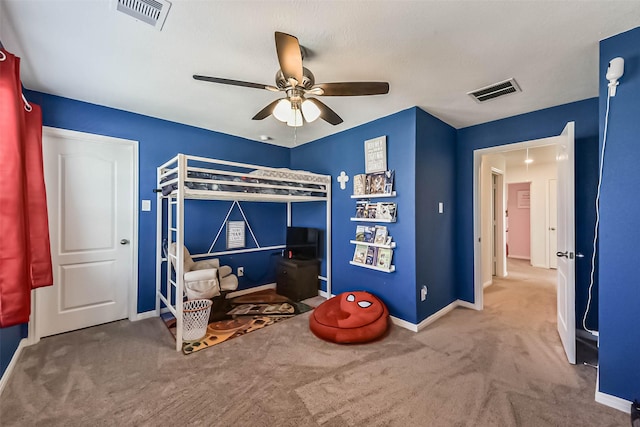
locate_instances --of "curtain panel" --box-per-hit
[0,48,53,328]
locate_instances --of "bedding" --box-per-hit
[160,170,327,197]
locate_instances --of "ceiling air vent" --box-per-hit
[115,0,171,30]
[467,78,521,103]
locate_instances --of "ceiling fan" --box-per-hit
[193,32,390,127]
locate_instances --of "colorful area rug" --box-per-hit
[162,293,312,355]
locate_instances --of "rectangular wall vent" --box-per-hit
[115,0,171,30]
[467,78,521,103]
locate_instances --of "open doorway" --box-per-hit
[506,182,532,263]
[473,122,577,365]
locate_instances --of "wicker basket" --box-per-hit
[182,299,212,341]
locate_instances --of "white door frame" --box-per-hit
[27,127,139,345]
[472,135,563,310]
[547,179,558,269]
[491,169,506,279]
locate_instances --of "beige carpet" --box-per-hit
[0,261,627,426]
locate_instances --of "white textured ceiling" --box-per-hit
[1,1,639,147]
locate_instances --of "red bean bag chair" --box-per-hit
[309,291,389,343]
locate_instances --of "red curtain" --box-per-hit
[0,48,53,328]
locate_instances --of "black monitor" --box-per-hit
[286,227,320,260]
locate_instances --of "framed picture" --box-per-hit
[365,136,387,173]
[226,220,246,249]
[517,190,530,208]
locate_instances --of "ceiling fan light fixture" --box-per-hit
[287,108,303,127]
[301,99,321,122]
[273,99,291,122]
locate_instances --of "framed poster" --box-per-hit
[365,136,387,173]
[226,221,246,249]
[517,190,530,208]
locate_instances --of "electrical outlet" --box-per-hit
[420,285,428,301]
[237,267,244,277]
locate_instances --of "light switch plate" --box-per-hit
[142,200,151,211]
[438,202,444,214]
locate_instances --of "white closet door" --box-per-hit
[37,128,134,338]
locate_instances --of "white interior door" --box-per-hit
[37,128,135,338]
[556,122,576,364]
[549,179,558,269]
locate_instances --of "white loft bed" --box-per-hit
[156,153,332,351]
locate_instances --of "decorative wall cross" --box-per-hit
[337,171,349,190]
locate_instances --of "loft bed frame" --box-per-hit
[156,154,332,351]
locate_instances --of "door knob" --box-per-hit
[549,227,556,231]
[120,239,130,245]
[556,251,568,258]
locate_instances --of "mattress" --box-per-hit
[160,170,327,197]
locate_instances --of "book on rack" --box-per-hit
[384,170,395,194]
[355,225,366,241]
[366,202,378,219]
[363,225,376,243]
[355,200,368,218]
[353,174,367,196]
[374,226,388,244]
[353,244,368,264]
[376,248,393,269]
[367,171,387,195]
[365,246,378,265]
[376,202,397,221]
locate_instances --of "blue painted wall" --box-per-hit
[23,90,291,312]
[291,108,419,323]
[0,323,27,378]
[456,99,600,333]
[598,26,640,402]
[415,108,458,321]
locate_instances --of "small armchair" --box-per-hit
[169,243,239,300]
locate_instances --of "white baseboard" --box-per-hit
[318,290,334,299]
[390,315,419,332]
[576,328,599,343]
[483,280,493,289]
[415,300,460,331]
[456,299,480,310]
[227,283,276,299]
[507,255,530,260]
[133,310,159,321]
[0,338,27,397]
[391,300,480,333]
[595,371,631,413]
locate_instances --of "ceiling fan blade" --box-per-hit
[193,75,278,91]
[252,99,281,120]
[307,98,343,125]
[314,82,390,96]
[274,32,303,85]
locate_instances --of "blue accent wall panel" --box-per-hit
[574,133,599,331]
[23,91,290,312]
[456,99,600,330]
[291,109,418,323]
[0,323,26,378]
[598,26,640,402]
[415,108,458,322]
